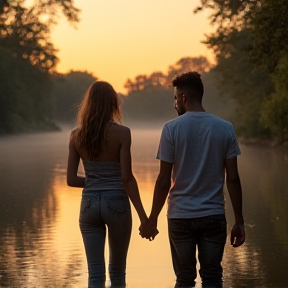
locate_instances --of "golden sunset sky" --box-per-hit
[51,0,214,94]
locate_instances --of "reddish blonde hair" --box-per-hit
[76,81,121,160]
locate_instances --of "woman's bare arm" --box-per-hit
[67,131,85,187]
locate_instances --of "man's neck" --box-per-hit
[185,103,205,112]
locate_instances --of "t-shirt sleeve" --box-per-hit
[156,124,174,163]
[225,124,241,159]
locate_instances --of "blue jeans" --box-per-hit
[168,214,227,288]
[79,190,132,288]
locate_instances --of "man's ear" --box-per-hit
[182,94,186,103]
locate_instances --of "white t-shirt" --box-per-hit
[157,112,241,219]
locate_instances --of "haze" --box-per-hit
[50,0,214,93]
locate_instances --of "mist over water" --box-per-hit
[0,128,288,288]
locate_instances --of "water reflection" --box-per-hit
[0,132,83,287]
[224,145,288,288]
[0,130,287,287]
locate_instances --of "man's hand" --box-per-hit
[139,220,159,241]
[230,223,245,247]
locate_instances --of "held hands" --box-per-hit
[231,223,245,247]
[139,219,159,241]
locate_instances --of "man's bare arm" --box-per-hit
[225,157,245,247]
[120,127,148,224]
[148,160,173,234]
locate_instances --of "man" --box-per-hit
[140,72,245,288]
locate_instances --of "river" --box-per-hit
[0,129,287,288]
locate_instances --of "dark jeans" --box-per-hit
[79,190,132,288]
[168,214,227,288]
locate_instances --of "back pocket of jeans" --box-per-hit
[80,198,91,215]
[169,219,191,240]
[106,196,130,216]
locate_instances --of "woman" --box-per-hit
[67,81,148,288]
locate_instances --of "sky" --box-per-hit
[50,0,215,94]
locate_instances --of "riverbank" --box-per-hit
[239,137,288,147]
[1,121,288,149]
[0,120,60,136]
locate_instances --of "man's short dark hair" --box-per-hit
[172,71,204,100]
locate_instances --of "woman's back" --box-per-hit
[71,122,131,192]
[73,122,129,162]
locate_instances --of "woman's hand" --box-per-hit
[139,219,159,241]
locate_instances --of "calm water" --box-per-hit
[0,129,288,288]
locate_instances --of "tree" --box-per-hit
[249,0,288,74]
[167,56,212,82]
[0,0,80,70]
[124,56,212,95]
[0,0,80,133]
[0,44,54,133]
[195,0,288,139]
[260,55,288,141]
[52,71,97,122]
[195,0,288,74]
[208,28,274,136]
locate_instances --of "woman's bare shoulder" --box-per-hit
[70,127,80,137]
[110,123,131,142]
[109,122,128,132]
[69,127,81,146]
[115,123,130,132]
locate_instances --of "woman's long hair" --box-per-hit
[75,81,121,160]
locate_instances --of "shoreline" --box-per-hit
[1,122,288,149]
[239,136,288,147]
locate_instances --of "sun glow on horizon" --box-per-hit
[51,0,214,94]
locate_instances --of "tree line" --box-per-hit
[1,0,287,142]
[121,56,236,126]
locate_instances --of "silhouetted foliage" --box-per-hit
[122,56,236,126]
[167,56,211,82]
[124,56,212,95]
[210,29,274,137]
[124,72,167,94]
[122,86,175,125]
[196,0,288,141]
[260,55,288,141]
[0,0,80,134]
[52,71,97,122]
[0,45,55,133]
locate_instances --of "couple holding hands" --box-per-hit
[67,72,245,288]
